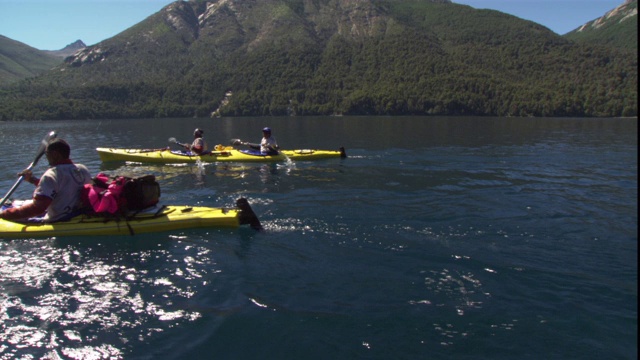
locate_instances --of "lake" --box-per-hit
[0,116,637,359]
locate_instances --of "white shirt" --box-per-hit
[35,163,92,221]
[260,136,278,153]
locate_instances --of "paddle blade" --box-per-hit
[169,137,187,147]
[230,139,243,146]
[33,131,57,165]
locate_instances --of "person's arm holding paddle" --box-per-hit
[18,169,38,186]
[231,127,279,155]
[0,131,56,220]
[0,169,52,220]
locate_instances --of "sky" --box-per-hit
[0,0,626,51]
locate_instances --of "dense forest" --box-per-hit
[0,0,637,120]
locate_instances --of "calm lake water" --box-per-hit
[0,116,637,359]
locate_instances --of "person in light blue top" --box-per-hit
[258,127,279,155]
[239,127,279,155]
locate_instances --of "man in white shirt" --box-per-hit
[0,138,92,222]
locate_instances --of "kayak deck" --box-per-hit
[96,147,346,163]
[0,198,262,238]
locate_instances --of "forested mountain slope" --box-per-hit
[0,0,636,120]
[564,0,637,50]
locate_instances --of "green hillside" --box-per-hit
[564,0,637,50]
[0,35,62,84]
[0,0,636,120]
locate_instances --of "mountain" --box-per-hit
[564,0,637,49]
[0,35,62,84]
[43,40,87,58]
[0,0,636,120]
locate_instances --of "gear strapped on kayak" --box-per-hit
[83,173,161,216]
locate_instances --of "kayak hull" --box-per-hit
[96,147,346,163]
[0,199,262,238]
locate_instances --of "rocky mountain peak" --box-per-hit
[65,40,87,50]
[44,39,87,58]
[576,0,637,32]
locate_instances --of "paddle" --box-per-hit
[230,138,261,148]
[0,131,57,208]
[230,138,245,146]
[168,137,189,148]
[230,138,279,153]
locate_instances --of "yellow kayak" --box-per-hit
[0,198,262,238]
[96,147,346,163]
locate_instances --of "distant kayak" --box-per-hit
[0,198,262,238]
[96,147,347,163]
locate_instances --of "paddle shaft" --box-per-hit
[169,137,189,148]
[0,165,35,207]
[0,131,56,208]
[231,139,260,149]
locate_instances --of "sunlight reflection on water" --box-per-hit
[0,238,213,358]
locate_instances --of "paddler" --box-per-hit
[0,139,92,222]
[183,128,208,155]
[239,127,279,155]
[259,127,279,155]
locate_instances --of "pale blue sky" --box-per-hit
[0,0,626,50]
[1,0,175,50]
[455,0,624,34]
